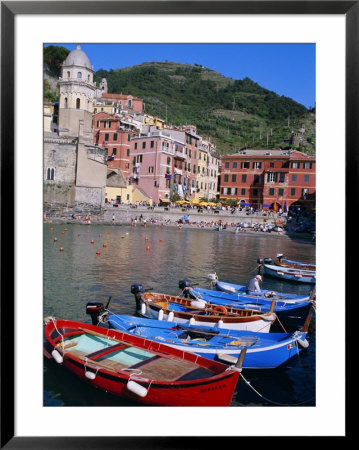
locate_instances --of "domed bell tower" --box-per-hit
[58,44,95,137]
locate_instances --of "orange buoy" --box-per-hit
[213,305,228,315]
[96,250,101,255]
[146,245,150,251]
[54,237,58,242]
[103,243,107,247]
[50,227,54,231]
[59,247,64,252]
[90,239,94,244]
[61,231,65,235]
[159,239,163,242]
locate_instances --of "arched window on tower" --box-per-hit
[76,98,80,109]
[67,71,70,79]
[77,72,82,79]
[64,97,68,108]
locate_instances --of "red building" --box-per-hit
[220,149,316,212]
[93,112,139,179]
[100,93,144,114]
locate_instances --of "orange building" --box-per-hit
[220,149,316,212]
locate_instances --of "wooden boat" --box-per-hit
[104,314,310,369]
[178,279,313,331]
[262,263,316,284]
[131,284,276,333]
[43,317,240,406]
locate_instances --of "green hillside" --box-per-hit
[94,62,315,154]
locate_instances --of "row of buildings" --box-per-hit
[43,44,315,215]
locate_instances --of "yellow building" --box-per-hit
[194,148,208,199]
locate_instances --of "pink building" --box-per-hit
[100,93,144,114]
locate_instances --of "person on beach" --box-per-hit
[246,274,262,295]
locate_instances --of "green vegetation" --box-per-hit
[44,45,70,77]
[94,62,315,154]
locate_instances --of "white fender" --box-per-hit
[189,317,195,325]
[127,380,148,397]
[85,371,96,380]
[141,303,146,315]
[217,320,224,328]
[190,300,206,309]
[158,309,164,321]
[51,349,63,364]
[167,311,174,322]
[297,338,309,349]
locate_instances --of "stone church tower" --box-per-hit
[44,44,107,217]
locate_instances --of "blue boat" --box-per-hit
[262,264,316,284]
[258,254,316,271]
[178,278,314,331]
[102,314,310,369]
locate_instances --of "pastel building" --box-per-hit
[220,149,316,211]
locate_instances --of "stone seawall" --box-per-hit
[101,205,285,226]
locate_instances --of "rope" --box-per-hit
[274,314,287,333]
[239,372,314,406]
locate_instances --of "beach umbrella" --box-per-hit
[273,202,277,212]
[190,198,200,204]
[283,201,287,213]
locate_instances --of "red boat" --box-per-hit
[44,317,241,407]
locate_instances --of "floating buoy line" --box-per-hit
[239,372,315,406]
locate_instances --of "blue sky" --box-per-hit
[47,43,315,109]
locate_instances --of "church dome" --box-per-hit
[63,44,92,70]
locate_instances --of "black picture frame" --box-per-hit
[1,1,351,447]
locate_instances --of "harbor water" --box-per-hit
[43,222,316,407]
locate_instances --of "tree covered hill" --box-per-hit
[43,46,315,154]
[95,62,315,154]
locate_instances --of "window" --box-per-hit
[292,174,297,182]
[77,72,82,79]
[112,149,117,156]
[253,162,261,169]
[282,162,289,168]
[267,172,278,182]
[46,168,54,180]
[253,175,260,184]
[167,157,171,165]
[231,174,236,182]
[225,162,230,169]
[241,188,246,195]
[231,188,238,195]
[253,189,258,196]
[149,166,154,173]
[270,162,274,168]
[291,188,296,196]
[105,133,109,141]
[67,71,70,79]
[242,174,247,183]
[279,173,285,183]
[233,162,237,168]
[134,143,137,150]
[64,98,68,108]
[269,188,275,196]
[113,133,117,141]
[224,174,229,182]
[142,142,146,149]
[291,162,300,168]
[151,141,154,148]
[241,162,250,169]
[76,98,80,109]
[304,162,312,169]
[193,165,196,173]
[304,175,310,182]
[278,188,284,196]
[154,180,159,187]
[128,134,131,142]
[127,149,130,157]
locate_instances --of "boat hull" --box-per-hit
[190,287,312,330]
[44,318,240,407]
[140,293,276,333]
[263,264,316,284]
[108,315,308,369]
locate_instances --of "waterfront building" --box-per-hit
[220,149,316,211]
[93,111,139,178]
[95,92,144,114]
[44,44,107,215]
[199,139,221,200]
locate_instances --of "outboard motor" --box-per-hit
[86,302,106,325]
[257,258,264,265]
[207,273,218,286]
[131,283,144,310]
[179,280,192,298]
[263,257,273,265]
[276,253,284,262]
